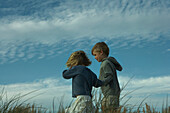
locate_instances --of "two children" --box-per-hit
[62,42,122,113]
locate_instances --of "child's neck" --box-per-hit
[101,55,108,61]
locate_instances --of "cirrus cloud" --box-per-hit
[0,0,170,64]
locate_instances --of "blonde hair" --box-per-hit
[91,42,109,56]
[66,50,91,68]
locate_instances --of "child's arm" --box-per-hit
[102,73,113,86]
[62,67,79,79]
[90,70,103,87]
[94,78,103,87]
[102,61,116,86]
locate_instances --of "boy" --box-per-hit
[91,42,123,112]
[63,50,103,113]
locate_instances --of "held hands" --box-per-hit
[102,80,108,86]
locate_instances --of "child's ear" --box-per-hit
[100,50,104,55]
[70,66,73,69]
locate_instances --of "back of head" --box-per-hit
[66,50,91,68]
[91,42,109,56]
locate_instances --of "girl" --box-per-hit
[63,50,103,113]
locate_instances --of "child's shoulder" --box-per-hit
[102,58,111,64]
[74,65,87,70]
[70,65,87,74]
[74,65,92,74]
[77,65,92,72]
[101,58,112,67]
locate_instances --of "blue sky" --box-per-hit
[0,0,170,111]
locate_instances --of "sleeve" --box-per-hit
[90,70,103,87]
[62,67,79,79]
[102,61,116,86]
[62,70,71,79]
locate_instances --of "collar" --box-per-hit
[101,57,108,62]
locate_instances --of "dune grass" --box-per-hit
[0,81,169,113]
[0,88,48,113]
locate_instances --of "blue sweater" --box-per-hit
[63,65,103,98]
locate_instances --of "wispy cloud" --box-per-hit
[119,75,170,109]
[1,75,170,109]
[167,49,170,52]
[1,13,169,42]
[0,0,170,64]
[119,76,170,95]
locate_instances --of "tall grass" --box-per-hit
[0,87,47,113]
[48,89,170,113]
[0,85,169,113]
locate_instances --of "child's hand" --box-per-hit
[102,80,108,86]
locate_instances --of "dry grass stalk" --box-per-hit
[1,78,170,113]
